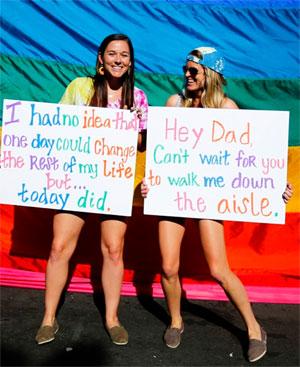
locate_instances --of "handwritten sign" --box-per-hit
[144,107,289,224]
[0,99,139,216]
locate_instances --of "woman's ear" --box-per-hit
[98,54,103,64]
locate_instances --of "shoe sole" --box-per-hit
[166,341,180,349]
[112,340,129,346]
[37,336,55,345]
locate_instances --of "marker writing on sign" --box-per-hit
[164,118,204,149]
[4,101,22,125]
[17,183,70,210]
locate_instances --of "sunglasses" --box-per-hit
[182,66,201,76]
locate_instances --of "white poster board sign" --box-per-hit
[0,99,139,216]
[144,107,289,224]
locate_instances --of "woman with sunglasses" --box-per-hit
[141,46,293,362]
[35,33,148,346]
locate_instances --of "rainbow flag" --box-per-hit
[1,0,299,302]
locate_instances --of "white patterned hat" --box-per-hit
[186,47,225,75]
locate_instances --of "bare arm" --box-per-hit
[165,94,179,107]
[221,97,239,109]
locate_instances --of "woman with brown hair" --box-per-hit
[35,33,148,346]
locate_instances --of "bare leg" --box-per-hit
[41,213,85,326]
[159,220,185,328]
[198,219,262,340]
[100,219,127,328]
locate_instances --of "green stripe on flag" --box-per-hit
[1,55,299,146]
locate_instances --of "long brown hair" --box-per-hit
[183,49,227,108]
[90,34,135,108]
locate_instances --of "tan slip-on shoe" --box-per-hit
[35,319,59,345]
[107,325,128,345]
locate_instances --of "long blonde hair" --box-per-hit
[182,49,227,108]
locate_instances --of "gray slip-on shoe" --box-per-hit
[164,323,184,349]
[248,327,267,362]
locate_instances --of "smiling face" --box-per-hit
[184,61,206,93]
[99,40,131,79]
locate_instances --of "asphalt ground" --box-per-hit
[1,286,299,367]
